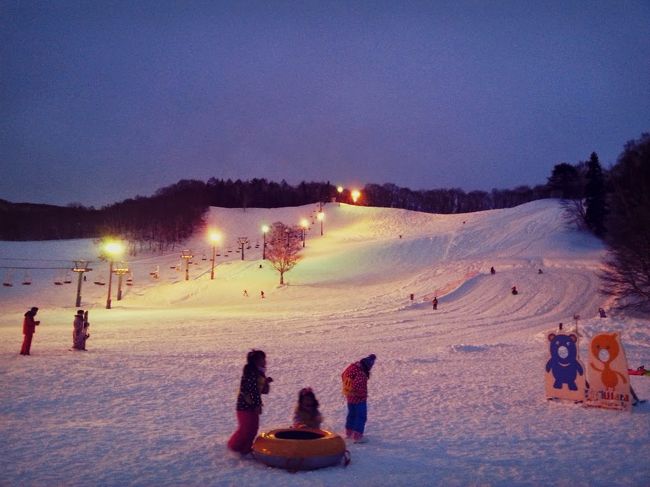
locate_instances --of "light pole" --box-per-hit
[209,230,221,280]
[351,189,361,204]
[317,211,325,236]
[104,241,125,309]
[300,218,309,248]
[337,186,343,206]
[262,225,269,260]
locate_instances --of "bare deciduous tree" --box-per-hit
[265,222,303,285]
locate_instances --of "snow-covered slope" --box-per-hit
[1,200,648,486]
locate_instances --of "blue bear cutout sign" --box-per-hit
[545,332,586,402]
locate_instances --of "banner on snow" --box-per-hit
[545,332,586,402]
[585,332,632,411]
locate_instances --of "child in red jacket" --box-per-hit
[342,354,376,443]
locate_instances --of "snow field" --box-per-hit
[1,200,649,486]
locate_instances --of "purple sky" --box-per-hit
[2,1,649,207]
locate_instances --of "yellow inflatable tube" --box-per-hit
[252,428,349,470]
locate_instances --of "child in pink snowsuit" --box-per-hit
[227,350,273,454]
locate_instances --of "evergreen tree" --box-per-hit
[584,152,607,236]
[547,163,584,199]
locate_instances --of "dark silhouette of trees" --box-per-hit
[265,222,303,285]
[584,152,607,237]
[547,162,585,199]
[601,134,650,311]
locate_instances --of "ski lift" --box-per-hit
[54,271,64,286]
[126,272,134,286]
[201,254,207,261]
[2,270,13,287]
[246,244,252,250]
[216,252,221,256]
[93,274,106,286]
[149,265,160,279]
[63,271,72,284]
[21,270,32,286]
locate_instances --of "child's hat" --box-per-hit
[360,354,376,369]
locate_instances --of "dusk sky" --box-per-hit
[2,1,649,207]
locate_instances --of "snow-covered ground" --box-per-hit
[1,200,648,486]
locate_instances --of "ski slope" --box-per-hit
[1,200,648,486]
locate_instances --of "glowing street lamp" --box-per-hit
[300,218,309,247]
[351,189,361,204]
[261,225,270,260]
[208,230,221,280]
[103,240,125,309]
[337,186,344,206]
[317,211,325,236]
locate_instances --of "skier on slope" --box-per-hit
[342,354,376,444]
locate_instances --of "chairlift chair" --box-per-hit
[2,270,13,287]
[54,271,64,285]
[63,271,72,284]
[93,274,106,286]
[21,270,32,285]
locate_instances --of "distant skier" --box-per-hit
[342,354,376,444]
[72,310,89,350]
[432,297,438,310]
[511,286,518,295]
[490,267,496,275]
[260,291,265,299]
[20,307,40,355]
[598,307,607,318]
[227,349,273,455]
[243,290,249,297]
[538,268,544,274]
[293,387,323,429]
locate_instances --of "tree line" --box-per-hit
[1,133,648,310]
[0,178,555,243]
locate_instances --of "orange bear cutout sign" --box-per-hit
[544,332,586,402]
[586,332,632,411]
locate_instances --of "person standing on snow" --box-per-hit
[72,310,89,350]
[20,307,40,355]
[227,349,273,454]
[342,354,376,443]
[432,297,438,310]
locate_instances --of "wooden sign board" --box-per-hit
[545,332,586,402]
[585,332,632,411]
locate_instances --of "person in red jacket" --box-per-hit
[342,354,376,443]
[20,307,40,355]
[227,349,273,454]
